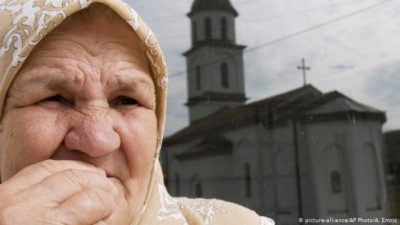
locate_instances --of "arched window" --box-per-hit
[192,21,197,42]
[330,171,342,193]
[196,66,201,90]
[175,173,180,195]
[220,63,229,88]
[245,163,252,197]
[324,144,348,212]
[195,183,203,197]
[205,17,212,39]
[221,17,228,40]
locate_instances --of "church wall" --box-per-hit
[225,123,296,218]
[165,141,195,196]
[348,121,387,219]
[188,100,245,122]
[229,125,263,209]
[263,123,302,225]
[305,119,386,224]
[166,139,234,198]
[186,46,246,122]
[214,51,245,93]
[294,121,320,222]
[307,120,354,219]
[187,47,245,97]
[186,48,215,97]
[166,115,387,225]
[166,124,271,215]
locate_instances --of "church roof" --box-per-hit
[188,0,238,17]
[174,135,233,160]
[306,91,382,115]
[164,85,386,145]
[164,85,320,144]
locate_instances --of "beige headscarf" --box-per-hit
[0,1,274,225]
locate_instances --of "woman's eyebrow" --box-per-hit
[18,67,81,91]
[112,70,155,95]
[17,66,156,102]
[17,71,59,90]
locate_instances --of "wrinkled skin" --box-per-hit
[0,12,157,225]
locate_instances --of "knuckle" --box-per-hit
[37,159,58,170]
[57,169,85,190]
[56,189,114,225]
[32,159,59,175]
[62,169,83,183]
[63,168,80,179]
[85,187,115,211]
[87,187,109,204]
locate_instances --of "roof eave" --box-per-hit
[187,7,238,17]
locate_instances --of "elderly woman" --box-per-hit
[0,1,274,225]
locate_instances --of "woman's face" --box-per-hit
[0,15,157,215]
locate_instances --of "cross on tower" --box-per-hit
[297,58,311,86]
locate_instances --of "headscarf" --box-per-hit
[0,1,274,225]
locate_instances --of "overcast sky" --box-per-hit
[127,0,400,136]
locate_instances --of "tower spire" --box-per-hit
[185,0,247,123]
[188,0,238,17]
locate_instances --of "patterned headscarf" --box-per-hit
[0,1,274,225]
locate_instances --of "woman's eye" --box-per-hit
[112,96,138,106]
[42,95,68,104]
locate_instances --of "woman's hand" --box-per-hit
[0,160,130,225]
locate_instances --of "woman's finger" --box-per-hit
[15,169,118,205]
[55,187,116,225]
[3,160,105,192]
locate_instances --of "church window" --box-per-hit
[175,173,180,195]
[195,183,203,197]
[221,17,228,40]
[192,21,198,42]
[245,163,252,197]
[205,17,212,39]
[221,63,229,88]
[330,171,342,193]
[196,66,201,90]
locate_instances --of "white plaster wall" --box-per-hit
[166,124,266,211]
[263,124,300,225]
[186,47,245,98]
[306,119,386,223]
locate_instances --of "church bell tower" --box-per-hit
[185,0,247,123]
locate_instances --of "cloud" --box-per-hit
[128,0,400,135]
[363,60,400,130]
[331,64,354,71]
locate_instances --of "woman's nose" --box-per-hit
[64,110,121,158]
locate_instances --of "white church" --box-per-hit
[163,0,388,224]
